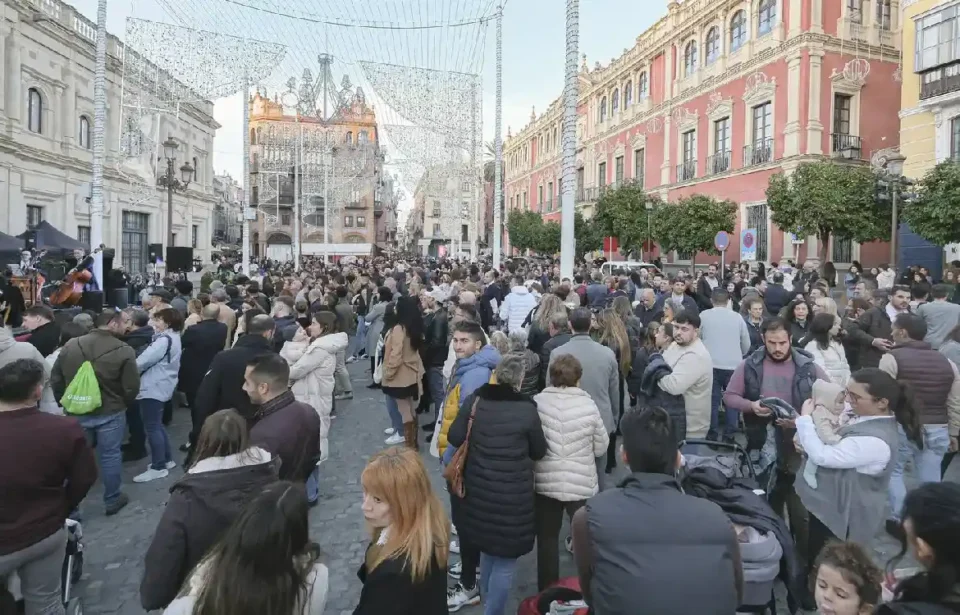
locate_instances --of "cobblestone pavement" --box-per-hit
[73,360,935,614]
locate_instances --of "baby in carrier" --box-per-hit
[801,379,847,489]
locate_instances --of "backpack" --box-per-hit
[516,577,588,615]
[61,341,119,415]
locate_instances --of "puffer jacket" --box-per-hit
[280,332,349,463]
[532,387,609,502]
[499,286,537,333]
[514,349,541,397]
[136,329,182,402]
[436,344,501,458]
[141,447,280,610]
[804,340,851,387]
[447,383,547,559]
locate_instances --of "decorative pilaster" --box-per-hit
[810,0,824,34]
[6,29,22,124]
[789,0,803,37]
[661,115,672,185]
[784,52,802,157]
[62,66,76,148]
[806,50,824,155]
[0,29,6,115]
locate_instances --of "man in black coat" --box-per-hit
[22,305,61,358]
[270,297,298,353]
[634,288,664,328]
[763,271,793,317]
[194,314,276,427]
[421,291,449,432]
[479,269,505,331]
[181,304,229,456]
[538,313,572,390]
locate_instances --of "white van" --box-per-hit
[600,261,661,277]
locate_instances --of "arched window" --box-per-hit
[758,0,777,35]
[359,130,369,142]
[684,40,698,76]
[78,116,91,149]
[638,72,649,98]
[27,88,42,134]
[624,81,633,107]
[876,0,891,29]
[345,131,353,144]
[730,11,747,51]
[705,27,720,64]
[249,128,256,145]
[599,96,607,122]
[612,88,620,113]
[552,127,557,149]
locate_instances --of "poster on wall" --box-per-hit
[740,229,757,262]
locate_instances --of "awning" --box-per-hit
[301,242,372,256]
[18,221,86,256]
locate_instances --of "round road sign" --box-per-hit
[714,231,729,252]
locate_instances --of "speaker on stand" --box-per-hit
[165,247,194,273]
[23,230,38,252]
[148,243,163,266]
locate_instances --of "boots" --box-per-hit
[403,422,420,451]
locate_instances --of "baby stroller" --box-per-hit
[681,439,801,614]
[1,520,84,614]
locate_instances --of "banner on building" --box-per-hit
[740,229,757,261]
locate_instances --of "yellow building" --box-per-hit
[900,0,959,180]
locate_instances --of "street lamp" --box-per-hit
[875,151,908,268]
[645,201,654,262]
[157,136,195,250]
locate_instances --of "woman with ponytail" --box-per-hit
[794,368,915,575]
[879,482,960,613]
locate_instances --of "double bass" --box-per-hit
[50,245,104,307]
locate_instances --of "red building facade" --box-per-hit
[504,0,901,267]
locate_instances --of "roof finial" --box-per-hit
[530,105,536,122]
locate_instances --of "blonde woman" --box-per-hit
[528,294,567,355]
[596,309,633,473]
[355,447,449,615]
[183,298,203,329]
[489,330,511,356]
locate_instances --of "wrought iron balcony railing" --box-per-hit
[831,133,863,160]
[743,138,774,167]
[706,151,732,175]
[676,160,697,182]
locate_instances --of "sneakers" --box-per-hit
[165,460,177,470]
[448,560,462,579]
[105,493,129,516]
[346,356,357,364]
[451,524,458,536]
[334,393,353,401]
[446,582,480,611]
[385,433,405,445]
[565,535,574,554]
[133,467,170,483]
[449,539,460,554]
[384,427,396,435]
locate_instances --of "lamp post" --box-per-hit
[158,136,195,251]
[645,201,653,262]
[883,153,906,268]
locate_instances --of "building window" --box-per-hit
[712,117,731,173]
[598,161,607,187]
[122,211,149,274]
[357,215,366,227]
[615,156,624,186]
[753,102,772,144]
[192,157,200,185]
[345,131,353,144]
[432,200,441,217]
[682,130,696,163]
[250,128,257,145]
[832,237,854,263]
[877,0,891,30]
[758,0,777,35]
[359,130,369,142]
[462,224,469,242]
[612,89,620,113]
[344,215,354,227]
[730,11,747,52]
[847,0,863,23]
[634,148,645,187]
[538,184,544,210]
[547,181,554,210]
[638,72,649,98]
[684,40,698,76]
[624,81,633,107]
[281,213,291,226]
[433,222,441,236]
[833,94,852,135]
[599,96,607,122]
[746,203,769,261]
[79,116,91,149]
[27,88,43,134]
[952,118,960,160]
[191,224,198,249]
[705,27,720,64]
[77,226,91,248]
[27,205,43,227]
[552,127,558,149]
[679,130,696,181]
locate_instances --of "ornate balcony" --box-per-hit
[676,160,696,182]
[706,151,731,175]
[743,138,774,167]
[831,133,863,160]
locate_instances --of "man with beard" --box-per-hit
[723,317,828,605]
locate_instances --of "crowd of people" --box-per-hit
[2,252,960,615]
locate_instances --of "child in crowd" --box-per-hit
[802,380,847,489]
[813,541,882,615]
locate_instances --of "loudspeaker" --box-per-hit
[148,243,163,264]
[166,247,194,273]
[109,287,128,309]
[79,290,104,312]
[24,230,37,251]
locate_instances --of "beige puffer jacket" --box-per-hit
[532,386,610,502]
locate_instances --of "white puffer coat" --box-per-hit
[532,387,610,501]
[280,332,349,463]
[804,340,851,387]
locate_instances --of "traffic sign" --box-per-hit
[714,231,729,252]
[741,228,757,261]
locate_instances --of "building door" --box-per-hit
[122,211,149,274]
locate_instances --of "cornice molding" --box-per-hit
[742,71,777,105]
[705,91,734,119]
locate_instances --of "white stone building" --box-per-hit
[0,0,219,273]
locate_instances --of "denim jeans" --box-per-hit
[385,394,404,434]
[479,553,519,615]
[710,368,737,436]
[889,424,950,520]
[140,398,172,471]
[0,528,66,615]
[306,466,319,503]
[426,366,445,418]
[350,319,368,357]
[77,413,126,507]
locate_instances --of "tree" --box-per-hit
[766,161,890,267]
[593,182,663,257]
[574,211,604,258]
[651,194,737,267]
[901,161,960,246]
[535,221,562,254]
[506,209,543,253]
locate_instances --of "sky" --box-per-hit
[72,0,668,210]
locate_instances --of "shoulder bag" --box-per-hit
[442,397,479,498]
